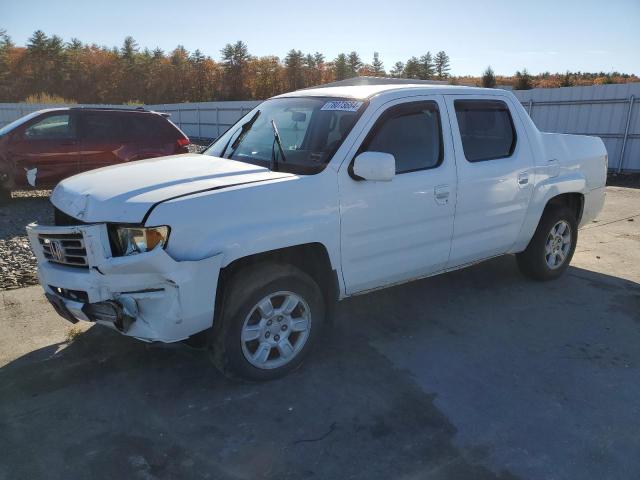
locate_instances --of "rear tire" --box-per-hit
[210,263,325,381]
[517,205,578,281]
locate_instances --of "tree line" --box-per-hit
[0,29,637,104]
[0,30,451,104]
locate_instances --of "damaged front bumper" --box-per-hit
[26,223,222,343]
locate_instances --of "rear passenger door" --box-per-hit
[445,95,534,267]
[339,96,457,294]
[78,112,138,173]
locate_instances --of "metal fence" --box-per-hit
[513,83,640,172]
[146,101,261,142]
[1,83,639,171]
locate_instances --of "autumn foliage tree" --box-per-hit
[0,29,636,104]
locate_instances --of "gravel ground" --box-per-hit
[188,142,208,153]
[0,190,52,291]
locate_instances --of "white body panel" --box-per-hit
[338,95,456,294]
[26,84,607,342]
[444,94,535,267]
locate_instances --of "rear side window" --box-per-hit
[454,100,516,162]
[82,113,123,141]
[360,101,443,174]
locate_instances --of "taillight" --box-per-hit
[176,138,190,147]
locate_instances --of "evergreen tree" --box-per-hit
[434,51,450,79]
[334,53,349,81]
[419,52,434,79]
[26,30,51,95]
[482,66,496,88]
[0,29,14,100]
[403,56,422,79]
[284,49,305,90]
[313,52,325,67]
[513,68,533,90]
[371,52,385,76]
[347,51,362,77]
[221,40,251,99]
[120,36,138,61]
[390,61,405,78]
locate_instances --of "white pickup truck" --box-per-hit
[27,84,607,380]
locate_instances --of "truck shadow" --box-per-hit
[1,256,639,480]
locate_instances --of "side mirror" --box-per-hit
[352,151,395,182]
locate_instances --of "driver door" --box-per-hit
[338,96,457,294]
[9,112,80,188]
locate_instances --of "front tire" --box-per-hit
[517,205,578,281]
[212,263,325,381]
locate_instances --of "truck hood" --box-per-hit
[51,154,293,223]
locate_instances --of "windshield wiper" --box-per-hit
[270,119,287,171]
[221,110,261,158]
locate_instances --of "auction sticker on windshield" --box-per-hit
[321,100,363,112]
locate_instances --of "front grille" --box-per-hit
[38,232,88,268]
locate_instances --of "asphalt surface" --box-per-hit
[1,186,639,480]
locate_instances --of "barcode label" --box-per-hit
[320,100,363,112]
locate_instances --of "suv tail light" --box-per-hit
[175,137,190,153]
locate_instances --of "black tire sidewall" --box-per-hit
[222,266,324,381]
[518,205,578,280]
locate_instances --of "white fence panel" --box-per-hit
[514,83,640,172]
[1,83,638,171]
[146,101,261,140]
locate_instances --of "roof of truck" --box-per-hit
[276,84,503,101]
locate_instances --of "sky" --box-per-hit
[1,0,639,76]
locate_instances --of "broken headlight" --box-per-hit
[110,225,170,256]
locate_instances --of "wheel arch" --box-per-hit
[544,192,585,224]
[214,243,340,330]
[513,173,587,253]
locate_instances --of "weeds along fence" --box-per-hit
[1,83,638,171]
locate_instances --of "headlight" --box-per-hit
[110,225,170,256]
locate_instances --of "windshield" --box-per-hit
[205,97,367,175]
[0,110,44,136]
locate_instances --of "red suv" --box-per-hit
[0,107,190,201]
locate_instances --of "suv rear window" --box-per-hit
[124,114,177,140]
[454,100,516,162]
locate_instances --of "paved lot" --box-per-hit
[1,186,639,480]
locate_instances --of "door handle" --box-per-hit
[518,172,529,186]
[434,184,450,205]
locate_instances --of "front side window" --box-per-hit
[205,97,367,175]
[24,114,75,140]
[454,100,516,162]
[359,101,443,174]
